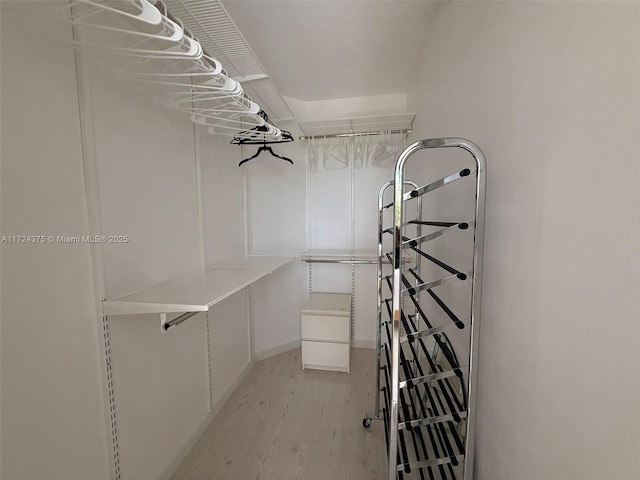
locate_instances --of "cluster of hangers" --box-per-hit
[306,130,409,171]
[66,0,285,143]
[231,110,294,166]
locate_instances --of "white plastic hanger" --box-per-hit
[115,54,223,82]
[325,135,349,170]
[69,2,204,60]
[104,30,201,59]
[190,109,266,130]
[132,73,239,95]
[134,76,249,114]
[66,0,163,26]
[66,0,182,42]
[183,98,261,116]
[371,130,408,167]
[191,114,281,139]
[371,130,391,166]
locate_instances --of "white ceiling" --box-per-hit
[221,1,439,101]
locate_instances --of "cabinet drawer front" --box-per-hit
[301,341,349,370]
[301,314,350,342]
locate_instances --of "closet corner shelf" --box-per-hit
[101,255,294,316]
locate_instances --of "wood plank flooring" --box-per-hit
[171,348,387,480]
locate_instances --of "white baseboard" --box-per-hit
[352,338,376,349]
[162,358,255,480]
[255,339,301,361]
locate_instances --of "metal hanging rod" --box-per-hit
[300,258,383,265]
[162,311,200,331]
[299,129,412,141]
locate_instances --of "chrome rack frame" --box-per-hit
[363,138,486,480]
[366,179,422,425]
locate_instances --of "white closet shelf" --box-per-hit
[298,113,415,138]
[300,250,378,264]
[102,255,294,316]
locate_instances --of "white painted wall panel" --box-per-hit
[74,36,218,480]
[66,9,252,480]
[310,263,350,297]
[245,141,308,358]
[354,164,393,251]
[353,265,378,347]
[309,161,351,251]
[246,141,307,256]
[252,261,307,358]
[0,3,110,479]
[407,3,640,479]
[247,138,393,353]
[86,58,201,300]
[209,291,250,406]
[109,313,209,480]
[201,131,245,266]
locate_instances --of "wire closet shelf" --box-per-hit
[66,0,284,142]
[363,138,486,480]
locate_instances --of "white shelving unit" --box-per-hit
[298,113,415,138]
[102,256,294,317]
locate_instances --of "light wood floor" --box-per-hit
[171,348,388,480]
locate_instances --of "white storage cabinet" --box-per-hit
[301,293,351,373]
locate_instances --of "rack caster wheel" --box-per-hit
[362,417,372,428]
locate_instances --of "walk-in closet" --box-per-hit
[2,2,639,480]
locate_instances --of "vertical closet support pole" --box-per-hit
[71,14,118,480]
[205,312,213,412]
[350,141,356,339]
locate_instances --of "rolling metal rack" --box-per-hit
[363,138,486,480]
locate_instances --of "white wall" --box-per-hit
[201,131,246,266]
[75,19,244,479]
[407,2,640,479]
[1,3,253,480]
[79,34,251,480]
[246,141,308,256]
[243,140,308,357]
[1,3,110,479]
[246,133,398,352]
[7,3,639,480]
[85,49,202,300]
